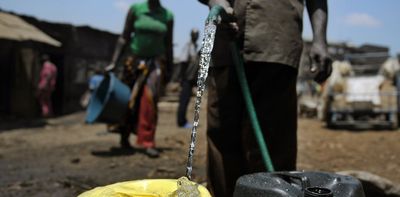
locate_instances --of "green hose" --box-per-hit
[230,42,275,172]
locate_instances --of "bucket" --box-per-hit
[233,171,365,197]
[78,179,211,197]
[85,72,131,124]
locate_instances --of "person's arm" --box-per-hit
[165,19,174,81]
[306,0,332,83]
[106,8,135,71]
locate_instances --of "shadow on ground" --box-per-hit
[0,118,47,131]
[91,146,175,158]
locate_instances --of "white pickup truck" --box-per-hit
[325,56,400,130]
[326,75,398,129]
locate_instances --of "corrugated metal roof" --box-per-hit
[0,12,61,47]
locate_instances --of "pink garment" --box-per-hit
[38,61,57,117]
[136,85,157,148]
[38,61,57,91]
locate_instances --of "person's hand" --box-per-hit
[208,0,234,17]
[309,42,332,84]
[105,63,115,73]
[208,0,238,32]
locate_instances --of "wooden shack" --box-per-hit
[0,11,61,117]
[0,11,118,118]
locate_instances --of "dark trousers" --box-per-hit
[207,62,298,197]
[177,80,194,126]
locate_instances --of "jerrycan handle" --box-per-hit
[274,172,334,197]
[274,172,311,190]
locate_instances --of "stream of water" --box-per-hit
[185,19,217,180]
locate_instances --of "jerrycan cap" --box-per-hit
[304,187,333,197]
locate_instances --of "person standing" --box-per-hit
[199,0,332,196]
[37,54,57,118]
[177,28,200,128]
[106,0,174,158]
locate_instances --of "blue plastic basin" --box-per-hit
[85,73,131,124]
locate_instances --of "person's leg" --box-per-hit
[119,125,132,149]
[119,56,138,149]
[118,102,139,149]
[136,64,160,157]
[48,91,54,117]
[242,63,298,172]
[38,94,46,117]
[40,91,51,117]
[177,79,193,127]
[207,66,246,197]
[136,87,157,147]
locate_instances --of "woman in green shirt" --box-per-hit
[106,0,173,158]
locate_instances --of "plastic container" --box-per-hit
[85,72,131,124]
[233,171,365,197]
[78,179,211,197]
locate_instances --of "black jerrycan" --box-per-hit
[233,171,365,197]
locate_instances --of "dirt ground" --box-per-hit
[1,96,400,197]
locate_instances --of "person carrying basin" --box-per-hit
[106,0,174,158]
[198,0,332,196]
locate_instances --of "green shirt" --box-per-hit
[130,2,173,57]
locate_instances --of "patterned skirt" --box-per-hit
[114,55,165,148]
